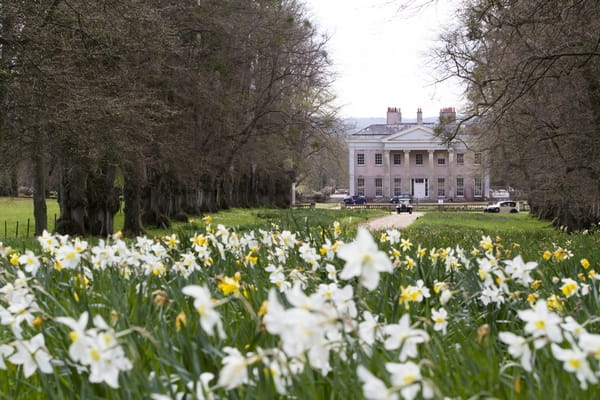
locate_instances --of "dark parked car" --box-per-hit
[390,194,412,204]
[484,200,519,213]
[395,199,413,214]
[343,195,366,205]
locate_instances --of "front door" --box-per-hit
[412,178,428,199]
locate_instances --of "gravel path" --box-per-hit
[360,211,424,231]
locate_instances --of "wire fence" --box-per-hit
[2,214,58,240]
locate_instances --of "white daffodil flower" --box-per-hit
[518,300,563,346]
[498,331,532,372]
[8,334,53,378]
[338,228,393,291]
[357,365,399,400]
[182,285,225,337]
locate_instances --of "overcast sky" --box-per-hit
[302,0,463,119]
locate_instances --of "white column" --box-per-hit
[383,150,390,197]
[428,150,434,199]
[349,148,355,195]
[403,150,410,194]
[448,149,455,198]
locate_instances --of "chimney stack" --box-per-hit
[417,108,423,125]
[439,107,456,123]
[386,107,402,124]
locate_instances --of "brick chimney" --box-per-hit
[417,108,423,125]
[439,107,456,123]
[386,107,402,124]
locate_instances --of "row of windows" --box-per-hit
[356,152,481,166]
[356,177,483,197]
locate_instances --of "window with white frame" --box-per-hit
[474,152,482,165]
[456,177,464,197]
[375,178,383,196]
[437,178,445,197]
[456,153,464,165]
[474,177,483,197]
[357,178,365,196]
[394,178,402,196]
[415,153,423,165]
[375,153,383,165]
[393,153,402,165]
[437,157,446,166]
[357,153,365,165]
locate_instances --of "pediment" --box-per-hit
[383,126,441,143]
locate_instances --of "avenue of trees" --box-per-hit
[436,0,600,230]
[0,0,343,236]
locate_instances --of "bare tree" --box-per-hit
[435,0,600,230]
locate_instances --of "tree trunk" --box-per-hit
[86,163,119,237]
[56,160,88,235]
[32,129,47,236]
[122,157,145,237]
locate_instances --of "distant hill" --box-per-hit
[343,116,440,134]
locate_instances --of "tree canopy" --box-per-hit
[0,0,342,236]
[436,0,600,230]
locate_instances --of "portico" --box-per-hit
[346,107,489,201]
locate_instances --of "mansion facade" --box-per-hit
[346,107,490,201]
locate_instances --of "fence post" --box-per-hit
[27,218,30,237]
[15,221,19,238]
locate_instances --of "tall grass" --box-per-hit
[1,209,598,399]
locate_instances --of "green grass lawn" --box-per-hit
[0,197,386,242]
[0,197,60,239]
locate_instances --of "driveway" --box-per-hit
[360,212,424,231]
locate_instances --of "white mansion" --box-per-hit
[346,107,490,201]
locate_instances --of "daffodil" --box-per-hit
[431,307,448,335]
[56,312,91,363]
[560,278,579,298]
[479,235,493,252]
[551,344,597,389]
[579,332,600,359]
[338,228,393,291]
[518,300,562,346]
[8,334,53,378]
[217,347,252,390]
[333,221,342,238]
[217,276,240,296]
[182,285,225,337]
[386,361,432,400]
[400,238,412,251]
[386,229,401,245]
[383,314,429,361]
[357,366,399,400]
[498,331,532,371]
[0,344,13,370]
[416,245,427,259]
[18,251,41,276]
[504,255,537,286]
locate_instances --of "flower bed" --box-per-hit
[1,218,599,398]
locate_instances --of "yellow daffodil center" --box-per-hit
[568,359,581,370]
[534,320,545,330]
